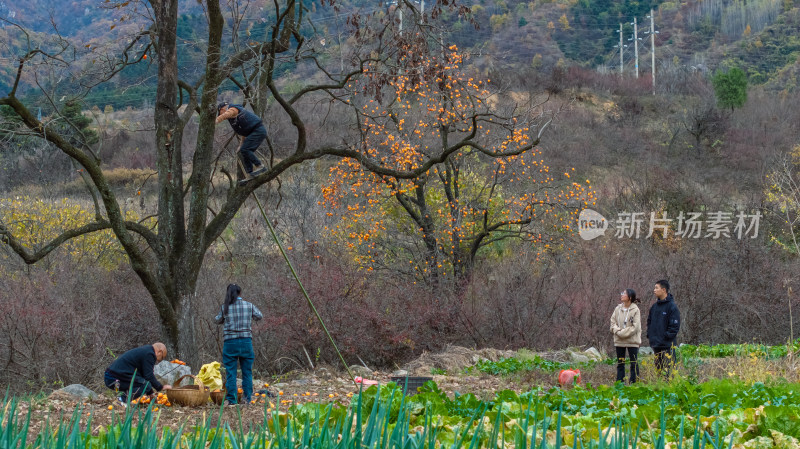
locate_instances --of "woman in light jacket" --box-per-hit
[610,288,642,383]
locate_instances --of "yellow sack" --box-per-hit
[195,361,223,391]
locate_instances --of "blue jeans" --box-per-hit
[223,337,254,404]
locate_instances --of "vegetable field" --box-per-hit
[3,343,800,448]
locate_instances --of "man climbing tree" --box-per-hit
[215,102,267,184]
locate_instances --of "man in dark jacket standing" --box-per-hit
[647,279,681,377]
[216,102,267,185]
[104,342,172,404]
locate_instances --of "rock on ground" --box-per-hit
[55,384,98,399]
[583,347,605,361]
[348,365,374,377]
[566,349,591,363]
[154,361,192,387]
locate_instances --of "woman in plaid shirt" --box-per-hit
[215,284,263,405]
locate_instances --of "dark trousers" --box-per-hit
[615,346,639,383]
[238,125,266,174]
[223,337,254,404]
[654,347,676,378]
[104,371,152,401]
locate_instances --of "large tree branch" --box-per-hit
[177,80,201,126]
[326,135,540,178]
[202,132,539,247]
[267,78,307,154]
[0,93,171,321]
[288,63,368,105]
[465,198,571,256]
[0,219,160,264]
[395,190,423,225]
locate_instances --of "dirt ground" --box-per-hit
[11,346,618,440]
[15,369,594,440]
[12,346,793,442]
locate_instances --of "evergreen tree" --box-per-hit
[712,67,748,112]
[60,101,99,147]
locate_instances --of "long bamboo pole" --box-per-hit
[251,192,356,383]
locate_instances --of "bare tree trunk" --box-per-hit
[175,293,198,367]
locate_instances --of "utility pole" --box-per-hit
[617,24,624,79]
[649,9,657,94]
[632,17,639,78]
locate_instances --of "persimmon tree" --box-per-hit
[322,47,594,287]
[0,0,472,365]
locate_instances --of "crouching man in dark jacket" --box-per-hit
[104,342,172,405]
[216,102,267,185]
[647,279,681,378]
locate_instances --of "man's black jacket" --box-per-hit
[646,294,681,349]
[106,345,163,393]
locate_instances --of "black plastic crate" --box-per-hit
[390,376,433,395]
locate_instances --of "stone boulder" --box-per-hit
[475,348,516,363]
[537,349,574,364]
[56,384,98,399]
[348,365,374,377]
[639,347,654,355]
[567,349,590,363]
[583,347,605,362]
[315,366,334,380]
[154,361,192,387]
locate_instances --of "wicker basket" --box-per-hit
[210,389,243,405]
[166,374,210,407]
